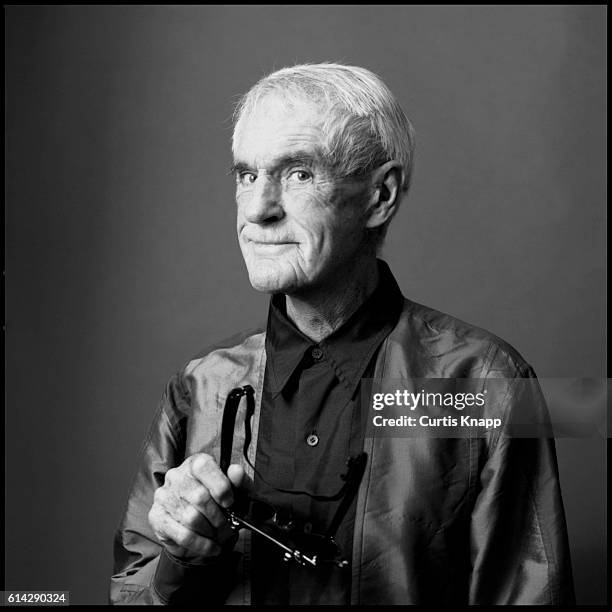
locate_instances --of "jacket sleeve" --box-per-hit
[468,359,575,605]
[109,372,238,605]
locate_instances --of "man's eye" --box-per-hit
[238,172,257,185]
[288,170,312,183]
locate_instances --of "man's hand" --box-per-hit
[148,454,245,564]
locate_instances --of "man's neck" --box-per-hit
[284,257,379,343]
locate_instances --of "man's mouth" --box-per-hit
[249,239,298,247]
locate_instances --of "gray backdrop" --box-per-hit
[5,5,606,605]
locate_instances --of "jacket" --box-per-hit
[110,297,575,605]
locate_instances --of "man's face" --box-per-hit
[233,95,372,295]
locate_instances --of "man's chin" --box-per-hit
[246,268,296,294]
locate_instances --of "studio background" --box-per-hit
[5,5,606,605]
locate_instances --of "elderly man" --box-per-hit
[110,63,574,605]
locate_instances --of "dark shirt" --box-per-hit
[251,260,404,605]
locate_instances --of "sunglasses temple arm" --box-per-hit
[220,385,255,475]
[325,452,368,538]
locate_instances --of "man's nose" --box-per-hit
[242,173,284,224]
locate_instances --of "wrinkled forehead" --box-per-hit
[233,92,331,166]
[241,89,330,126]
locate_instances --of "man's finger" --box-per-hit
[227,463,255,496]
[157,510,222,559]
[176,496,218,538]
[189,454,234,508]
[180,485,227,530]
[227,464,245,488]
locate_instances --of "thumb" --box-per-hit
[227,463,245,488]
[227,463,254,494]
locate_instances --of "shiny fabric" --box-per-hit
[110,267,575,605]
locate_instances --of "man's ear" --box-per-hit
[365,161,403,230]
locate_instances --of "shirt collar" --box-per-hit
[265,259,405,397]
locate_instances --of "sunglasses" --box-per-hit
[219,385,367,568]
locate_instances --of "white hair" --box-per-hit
[232,62,416,248]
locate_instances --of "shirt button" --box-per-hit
[306,433,319,447]
[311,347,323,361]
